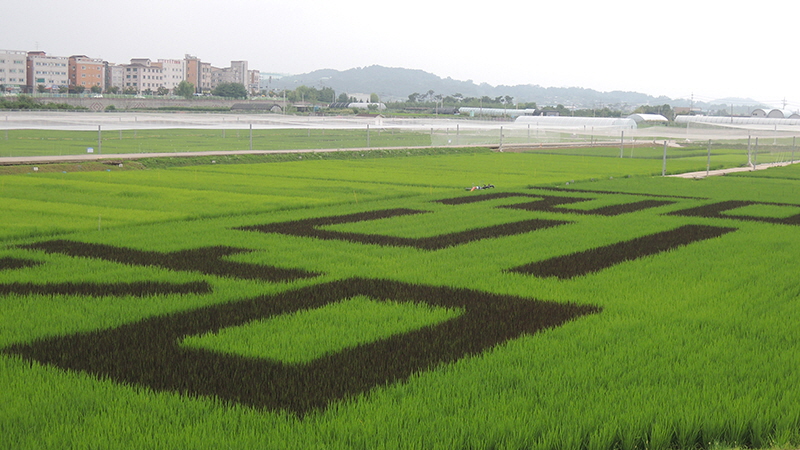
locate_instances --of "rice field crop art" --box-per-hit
[3,152,800,449]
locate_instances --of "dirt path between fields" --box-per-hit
[667,160,800,178]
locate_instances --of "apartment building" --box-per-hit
[5,47,256,96]
[200,62,212,93]
[231,60,248,86]
[185,54,200,92]
[69,55,105,91]
[210,65,240,88]
[157,58,185,92]
[26,51,69,92]
[247,69,261,94]
[185,54,212,93]
[105,63,124,92]
[0,49,28,92]
[123,58,165,93]
[210,60,257,93]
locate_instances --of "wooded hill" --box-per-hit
[270,65,740,110]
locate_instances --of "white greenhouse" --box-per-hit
[675,115,800,127]
[514,115,637,130]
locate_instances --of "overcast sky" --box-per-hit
[3,0,796,109]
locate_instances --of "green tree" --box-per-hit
[338,92,350,102]
[294,85,317,103]
[105,86,120,94]
[156,86,169,96]
[68,85,85,94]
[370,93,379,103]
[320,87,335,103]
[37,84,46,93]
[212,82,248,99]
[175,81,195,99]
[90,85,102,94]
[572,107,621,118]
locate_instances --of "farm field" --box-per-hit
[2,147,800,449]
[0,128,432,158]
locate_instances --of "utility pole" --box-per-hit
[747,134,752,166]
[753,137,759,167]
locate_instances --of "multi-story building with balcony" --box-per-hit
[185,54,201,93]
[185,54,212,94]
[69,55,105,91]
[230,60,248,86]
[105,63,124,92]
[157,58,185,93]
[123,58,165,93]
[199,62,212,93]
[26,51,69,92]
[210,60,253,92]
[0,49,28,92]
[210,66,238,88]
[6,48,263,96]
[247,69,261,94]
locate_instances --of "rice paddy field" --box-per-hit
[0,128,433,157]
[2,140,800,449]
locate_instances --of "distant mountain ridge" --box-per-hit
[270,65,757,110]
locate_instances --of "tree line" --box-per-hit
[0,95,86,110]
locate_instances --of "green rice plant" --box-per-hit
[181,295,463,363]
[0,195,184,241]
[719,202,800,219]
[0,128,433,158]
[2,151,677,242]
[3,150,800,449]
